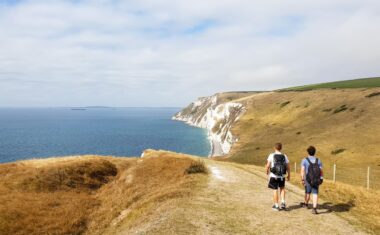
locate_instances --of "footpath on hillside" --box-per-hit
[118,159,366,235]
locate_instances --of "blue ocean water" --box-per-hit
[0,108,210,163]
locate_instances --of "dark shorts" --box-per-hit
[305,182,319,194]
[268,177,285,189]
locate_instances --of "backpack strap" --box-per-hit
[306,157,318,165]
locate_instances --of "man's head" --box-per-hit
[307,146,316,156]
[274,143,282,151]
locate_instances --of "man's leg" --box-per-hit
[312,193,318,209]
[280,187,285,203]
[305,193,310,204]
[311,187,319,214]
[273,189,279,205]
[279,187,286,209]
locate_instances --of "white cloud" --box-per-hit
[0,0,380,106]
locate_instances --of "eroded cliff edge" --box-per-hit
[172,92,255,156]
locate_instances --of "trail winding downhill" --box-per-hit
[118,159,366,235]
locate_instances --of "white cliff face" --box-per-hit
[172,95,246,157]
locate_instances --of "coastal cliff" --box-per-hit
[172,93,252,156]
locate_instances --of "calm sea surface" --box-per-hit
[0,108,210,163]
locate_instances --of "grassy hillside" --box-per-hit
[0,150,207,235]
[226,88,380,188]
[281,77,380,91]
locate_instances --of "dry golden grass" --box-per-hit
[289,177,380,234]
[0,150,206,235]
[220,88,380,233]
[232,163,380,234]
[228,88,380,173]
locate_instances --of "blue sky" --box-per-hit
[0,0,380,107]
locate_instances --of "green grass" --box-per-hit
[280,77,380,91]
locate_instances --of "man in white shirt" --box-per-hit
[265,143,290,211]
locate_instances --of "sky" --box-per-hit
[0,0,380,107]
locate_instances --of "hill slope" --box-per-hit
[281,77,380,91]
[1,151,377,234]
[175,87,380,187]
[228,89,380,170]
[0,151,205,235]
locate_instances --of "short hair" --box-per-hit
[307,146,316,156]
[274,143,282,151]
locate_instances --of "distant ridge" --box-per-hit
[280,76,380,91]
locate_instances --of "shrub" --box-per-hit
[322,108,332,112]
[280,101,291,108]
[331,148,346,155]
[296,132,302,135]
[333,105,348,114]
[365,92,380,98]
[185,160,208,174]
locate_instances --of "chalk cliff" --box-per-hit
[172,94,247,156]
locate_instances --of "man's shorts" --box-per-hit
[305,182,319,194]
[268,177,285,189]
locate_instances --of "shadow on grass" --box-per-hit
[318,201,355,214]
[286,200,354,214]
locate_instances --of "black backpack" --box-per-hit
[306,158,321,187]
[270,154,287,176]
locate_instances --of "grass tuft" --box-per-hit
[333,105,348,114]
[331,148,346,155]
[280,101,291,108]
[185,160,208,174]
[365,92,380,98]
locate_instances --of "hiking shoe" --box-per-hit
[272,205,280,211]
[312,208,318,215]
[300,202,308,208]
[281,202,286,210]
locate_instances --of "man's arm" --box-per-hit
[300,161,305,185]
[286,163,291,181]
[265,160,271,175]
[319,161,324,178]
[320,168,324,183]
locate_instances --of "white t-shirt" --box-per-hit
[267,151,289,178]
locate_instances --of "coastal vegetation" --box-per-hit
[280,76,380,91]
[227,87,380,170]
[2,77,380,234]
[0,150,206,235]
[174,77,380,233]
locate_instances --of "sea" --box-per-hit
[0,107,210,163]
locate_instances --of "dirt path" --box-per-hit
[121,160,366,234]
